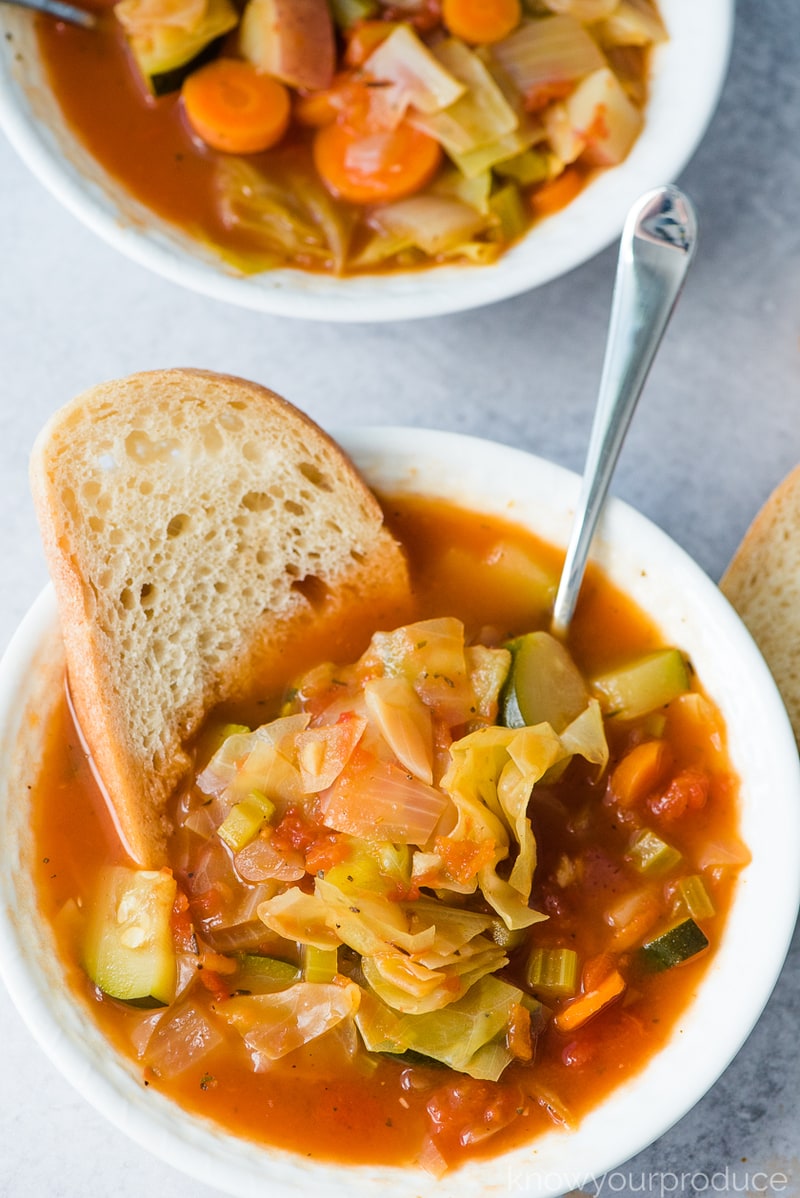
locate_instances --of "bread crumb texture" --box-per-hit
[30,370,409,863]
[720,463,800,745]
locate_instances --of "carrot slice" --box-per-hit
[530,167,584,218]
[442,0,521,44]
[181,59,291,154]
[609,739,673,809]
[554,969,626,1032]
[313,119,442,204]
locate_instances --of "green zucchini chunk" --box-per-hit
[83,866,177,1006]
[638,918,709,973]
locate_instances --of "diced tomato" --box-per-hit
[271,805,322,854]
[434,834,496,885]
[525,79,574,113]
[189,885,230,920]
[649,767,710,822]
[426,1076,523,1150]
[197,967,231,1003]
[381,0,441,32]
[171,888,196,952]
[304,831,353,875]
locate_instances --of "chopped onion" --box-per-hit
[234,835,305,883]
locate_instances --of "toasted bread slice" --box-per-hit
[720,464,800,744]
[31,369,411,865]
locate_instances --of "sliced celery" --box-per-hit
[494,148,551,185]
[218,792,275,852]
[673,875,716,921]
[501,631,589,732]
[232,954,301,994]
[590,649,690,720]
[638,919,709,973]
[303,944,339,984]
[627,829,682,874]
[329,0,377,29]
[525,946,579,1000]
[489,183,528,241]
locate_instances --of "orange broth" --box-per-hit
[31,494,745,1171]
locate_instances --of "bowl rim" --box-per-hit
[0,1,734,321]
[1,425,798,1198]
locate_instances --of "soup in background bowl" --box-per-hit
[1,426,798,1197]
[0,2,733,319]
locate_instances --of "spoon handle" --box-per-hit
[2,0,96,27]
[550,184,698,638]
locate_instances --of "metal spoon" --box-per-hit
[550,184,697,638]
[2,0,96,28]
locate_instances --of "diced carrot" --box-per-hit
[554,969,626,1032]
[530,167,584,218]
[580,951,616,993]
[609,739,674,809]
[650,767,710,822]
[294,88,339,128]
[181,59,291,154]
[442,0,521,44]
[313,119,442,204]
[344,19,397,66]
[507,1002,533,1061]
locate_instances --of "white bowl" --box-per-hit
[0,3,732,321]
[1,426,799,1197]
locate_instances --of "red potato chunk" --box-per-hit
[564,66,642,166]
[239,0,335,91]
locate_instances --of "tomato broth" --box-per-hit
[31,494,746,1172]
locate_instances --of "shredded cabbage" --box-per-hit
[189,616,611,1081]
[222,982,361,1065]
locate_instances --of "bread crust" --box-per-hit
[30,369,411,865]
[720,463,800,745]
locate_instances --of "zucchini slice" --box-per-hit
[83,866,177,1006]
[501,631,589,732]
[638,918,709,973]
[590,648,691,721]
